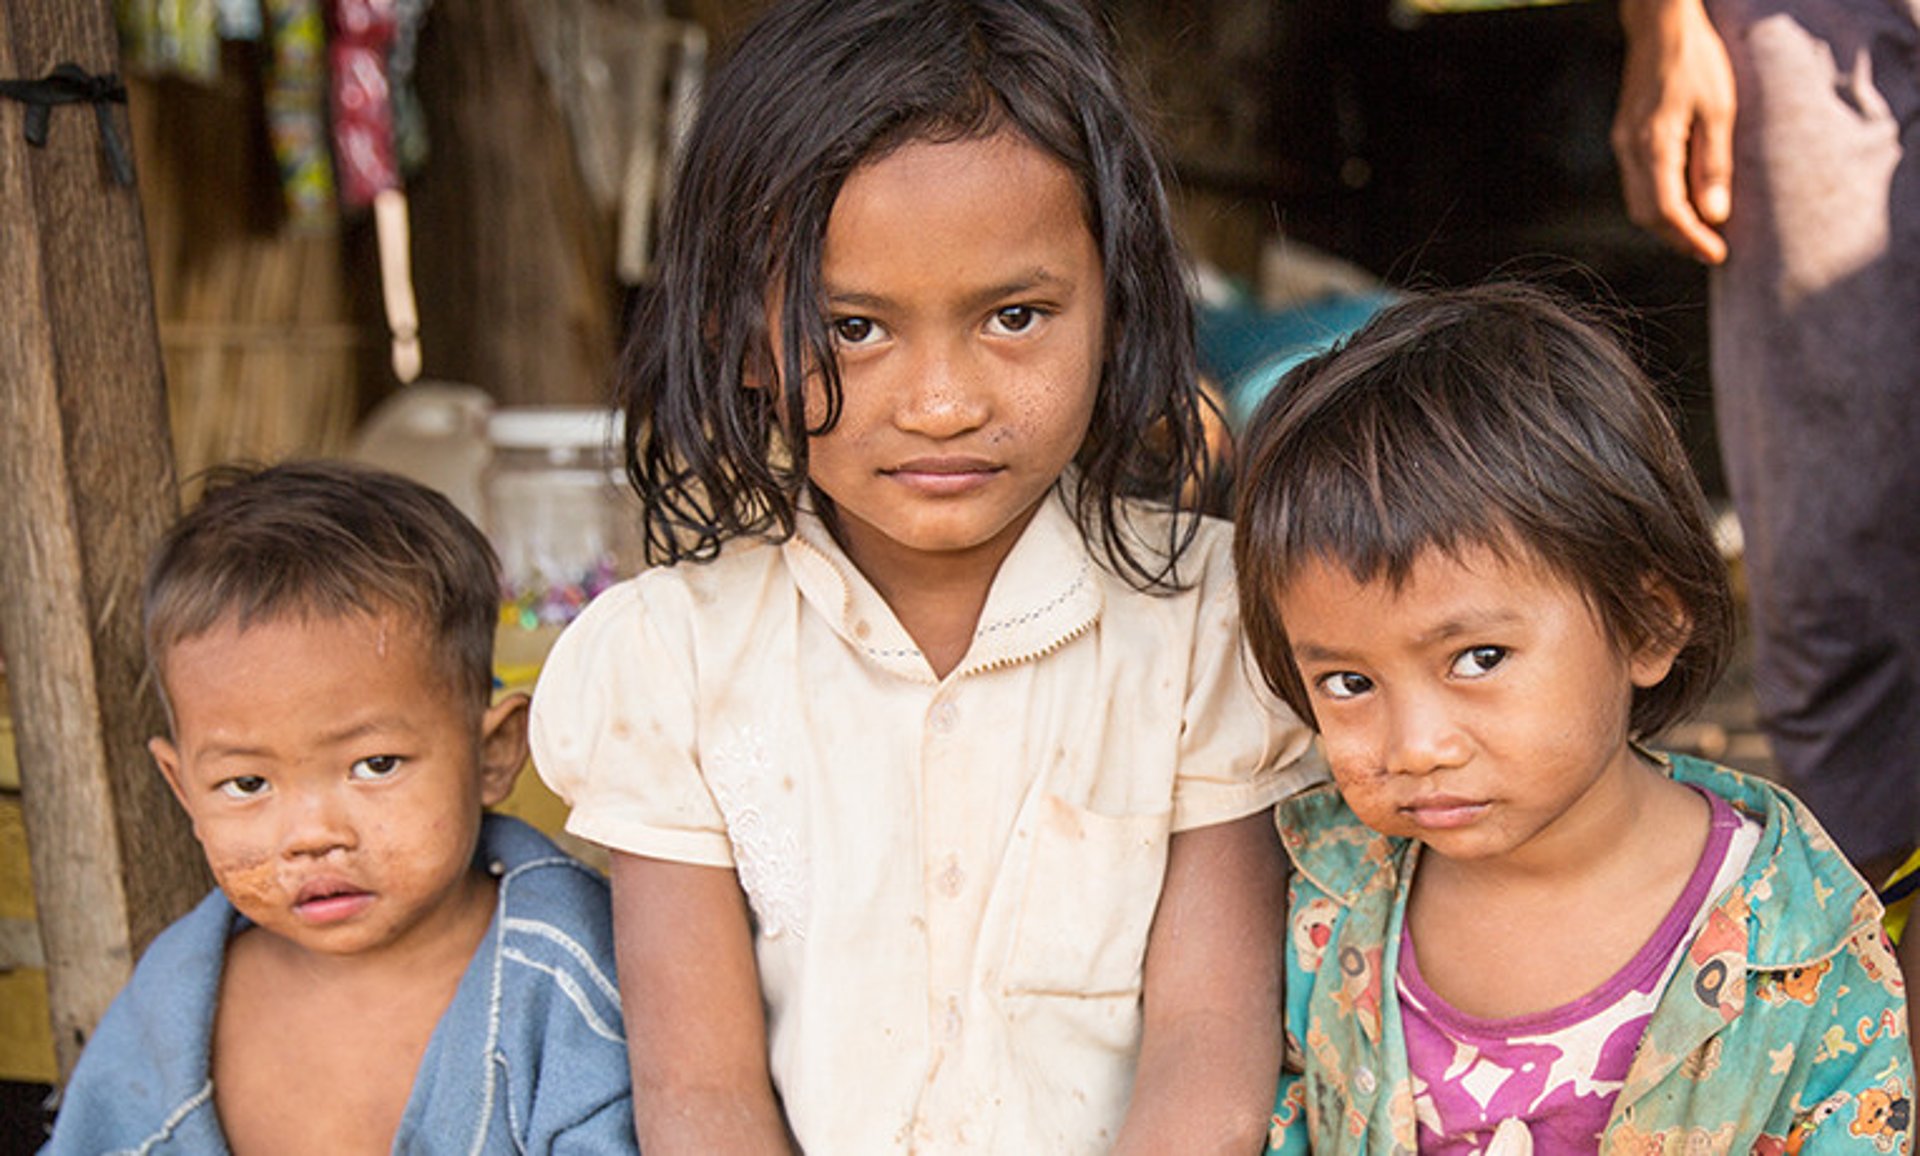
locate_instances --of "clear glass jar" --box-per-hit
[483,407,636,681]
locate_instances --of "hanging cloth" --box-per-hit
[330,0,421,383]
[262,0,338,229]
[215,0,265,39]
[388,0,432,173]
[118,0,222,82]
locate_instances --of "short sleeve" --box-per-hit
[1169,529,1325,832]
[529,577,736,866]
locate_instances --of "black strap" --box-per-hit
[1882,863,1920,909]
[0,62,133,186]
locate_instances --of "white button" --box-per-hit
[938,857,965,897]
[944,995,963,1039]
[1354,1066,1376,1095]
[929,701,958,734]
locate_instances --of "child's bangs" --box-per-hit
[1261,388,1526,594]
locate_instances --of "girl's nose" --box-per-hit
[896,340,991,437]
[1382,692,1469,776]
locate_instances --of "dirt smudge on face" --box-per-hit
[210,850,283,917]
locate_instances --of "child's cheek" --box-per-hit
[208,848,281,918]
[1328,758,1400,833]
[1319,739,1371,795]
[1340,785,1396,833]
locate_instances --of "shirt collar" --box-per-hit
[1663,753,1879,968]
[1279,754,1880,968]
[782,488,1104,683]
[1279,781,1404,907]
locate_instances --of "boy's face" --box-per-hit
[150,608,525,960]
[1274,543,1680,870]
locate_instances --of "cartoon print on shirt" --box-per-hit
[1607,1120,1736,1153]
[1678,1034,1724,1083]
[1691,954,1739,1016]
[1330,942,1383,1035]
[1292,896,1340,975]
[1685,902,1748,1022]
[1755,959,1832,1007]
[1751,1088,1852,1156]
[1854,919,1907,998]
[1267,1079,1307,1151]
[1849,1075,1911,1153]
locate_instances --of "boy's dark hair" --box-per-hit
[623,0,1206,587]
[144,461,501,708]
[1232,282,1733,739]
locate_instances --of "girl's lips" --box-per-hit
[883,458,1002,496]
[1403,796,1490,830]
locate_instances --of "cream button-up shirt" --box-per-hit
[531,493,1319,1153]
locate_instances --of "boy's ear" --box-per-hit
[149,736,194,818]
[477,692,530,808]
[1629,576,1691,689]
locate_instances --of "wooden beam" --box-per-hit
[409,0,616,405]
[0,0,210,1080]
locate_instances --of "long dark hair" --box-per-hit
[621,0,1206,588]
[1233,282,1733,739]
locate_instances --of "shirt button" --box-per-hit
[938,857,965,898]
[929,701,958,734]
[1354,1066,1376,1095]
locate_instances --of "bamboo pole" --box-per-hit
[409,0,615,405]
[0,0,210,1080]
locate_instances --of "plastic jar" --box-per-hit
[483,406,636,681]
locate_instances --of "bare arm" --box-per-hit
[1114,810,1288,1156]
[1611,0,1737,263]
[610,851,797,1154]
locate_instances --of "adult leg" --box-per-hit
[1709,0,1920,865]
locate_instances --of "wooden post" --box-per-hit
[408,0,617,406]
[0,0,210,1080]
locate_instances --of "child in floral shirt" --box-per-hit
[1233,283,1912,1154]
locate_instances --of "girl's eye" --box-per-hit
[1450,646,1509,679]
[988,305,1041,335]
[829,316,882,347]
[350,755,404,781]
[218,775,269,800]
[1315,671,1374,701]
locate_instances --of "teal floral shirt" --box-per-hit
[1269,754,1913,1155]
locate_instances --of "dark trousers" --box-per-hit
[1710,0,1920,864]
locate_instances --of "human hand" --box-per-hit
[1610,0,1735,264]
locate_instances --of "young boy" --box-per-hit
[42,461,635,1154]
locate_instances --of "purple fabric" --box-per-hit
[1399,789,1741,1153]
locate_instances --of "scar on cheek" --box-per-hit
[211,854,280,911]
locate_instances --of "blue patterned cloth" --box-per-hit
[1268,754,1914,1155]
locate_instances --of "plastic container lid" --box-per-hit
[486,406,624,451]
